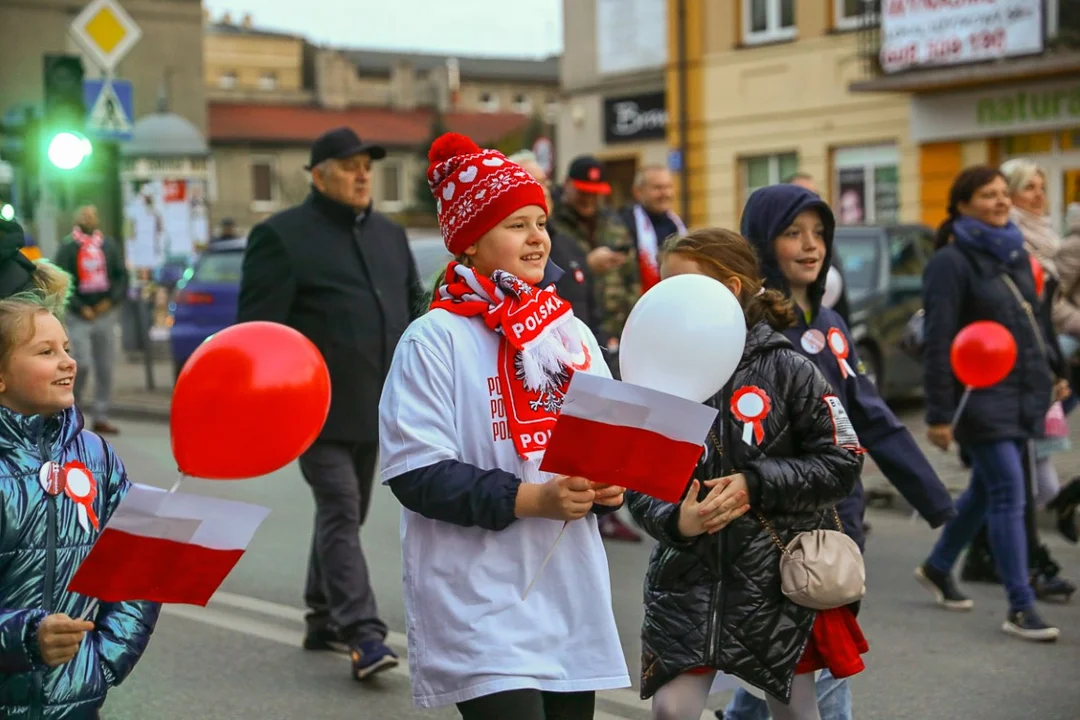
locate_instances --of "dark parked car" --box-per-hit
[168,234,452,378]
[832,224,936,400]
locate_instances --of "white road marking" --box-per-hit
[169,590,725,719]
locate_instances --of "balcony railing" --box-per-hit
[854,0,1080,87]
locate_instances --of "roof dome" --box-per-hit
[122,112,208,157]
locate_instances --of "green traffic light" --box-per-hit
[0,204,13,221]
[46,131,91,170]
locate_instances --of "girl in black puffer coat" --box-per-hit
[627,229,863,720]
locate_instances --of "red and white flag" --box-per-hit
[68,483,270,606]
[539,373,719,503]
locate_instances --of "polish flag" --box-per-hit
[68,484,270,606]
[539,373,719,503]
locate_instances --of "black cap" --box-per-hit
[306,127,387,170]
[566,155,611,195]
[0,219,37,298]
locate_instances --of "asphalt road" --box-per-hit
[94,418,1079,720]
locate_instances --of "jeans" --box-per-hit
[926,440,1035,612]
[723,670,851,720]
[66,309,118,423]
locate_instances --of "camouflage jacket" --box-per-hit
[552,202,641,348]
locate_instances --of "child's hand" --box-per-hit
[589,482,625,508]
[516,475,595,521]
[37,614,94,667]
[678,477,750,538]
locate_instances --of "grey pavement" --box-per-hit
[92,417,1079,720]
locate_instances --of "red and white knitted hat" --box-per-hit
[427,133,548,255]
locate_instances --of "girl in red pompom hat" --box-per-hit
[377,133,630,718]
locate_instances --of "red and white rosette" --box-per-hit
[63,460,99,534]
[731,385,771,446]
[827,328,854,379]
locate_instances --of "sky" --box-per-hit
[204,0,563,58]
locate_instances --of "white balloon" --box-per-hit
[822,266,843,308]
[619,274,747,402]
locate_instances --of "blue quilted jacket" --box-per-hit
[0,405,160,718]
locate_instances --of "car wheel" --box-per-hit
[857,343,882,390]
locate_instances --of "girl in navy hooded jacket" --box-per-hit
[721,185,956,720]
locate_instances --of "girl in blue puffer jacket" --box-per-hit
[0,228,160,718]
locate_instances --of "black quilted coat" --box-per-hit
[627,321,861,704]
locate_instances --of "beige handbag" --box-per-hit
[707,416,865,612]
[756,509,866,610]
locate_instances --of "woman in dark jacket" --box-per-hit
[627,228,862,720]
[916,165,1068,642]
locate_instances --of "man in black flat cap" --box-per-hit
[238,127,424,682]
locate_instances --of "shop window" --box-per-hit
[833,145,900,225]
[743,152,799,197]
[743,0,796,45]
[834,0,872,31]
[251,157,277,209]
[1002,133,1055,155]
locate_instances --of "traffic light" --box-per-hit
[43,54,91,171]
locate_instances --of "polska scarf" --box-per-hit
[430,262,591,459]
[633,204,687,291]
[71,226,110,294]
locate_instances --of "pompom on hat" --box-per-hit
[427,133,548,255]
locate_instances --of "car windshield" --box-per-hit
[832,232,879,296]
[192,251,244,284]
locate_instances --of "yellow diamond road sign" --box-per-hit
[70,0,142,71]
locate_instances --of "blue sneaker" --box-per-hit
[351,640,399,681]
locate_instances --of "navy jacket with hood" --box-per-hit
[740,185,955,549]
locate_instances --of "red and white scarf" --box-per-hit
[430,262,591,459]
[633,204,687,292]
[71,226,110,294]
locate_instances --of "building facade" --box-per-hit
[560,0,672,208]
[204,14,560,231]
[851,0,1080,231]
[665,0,1080,233]
[665,0,913,229]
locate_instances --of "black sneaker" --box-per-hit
[351,640,399,681]
[1002,609,1060,642]
[915,563,974,611]
[302,624,349,653]
[1032,573,1076,604]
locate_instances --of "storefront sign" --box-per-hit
[910,78,1080,142]
[603,91,668,144]
[880,0,1043,74]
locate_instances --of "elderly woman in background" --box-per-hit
[999,159,1080,549]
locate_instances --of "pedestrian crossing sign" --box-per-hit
[83,79,134,141]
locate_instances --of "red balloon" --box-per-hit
[1030,255,1045,298]
[950,321,1017,389]
[171,322,331,479]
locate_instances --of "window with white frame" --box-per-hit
[832,145,900,225]
[514,93,533,114]
[743,152,799,197]
[834,0,871,31]
[479,91,499,113]
[380,160,405,210]
[743,0,795,45]
[251,157,277,209]
[218,71,238,89]
[257,71,278,90]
